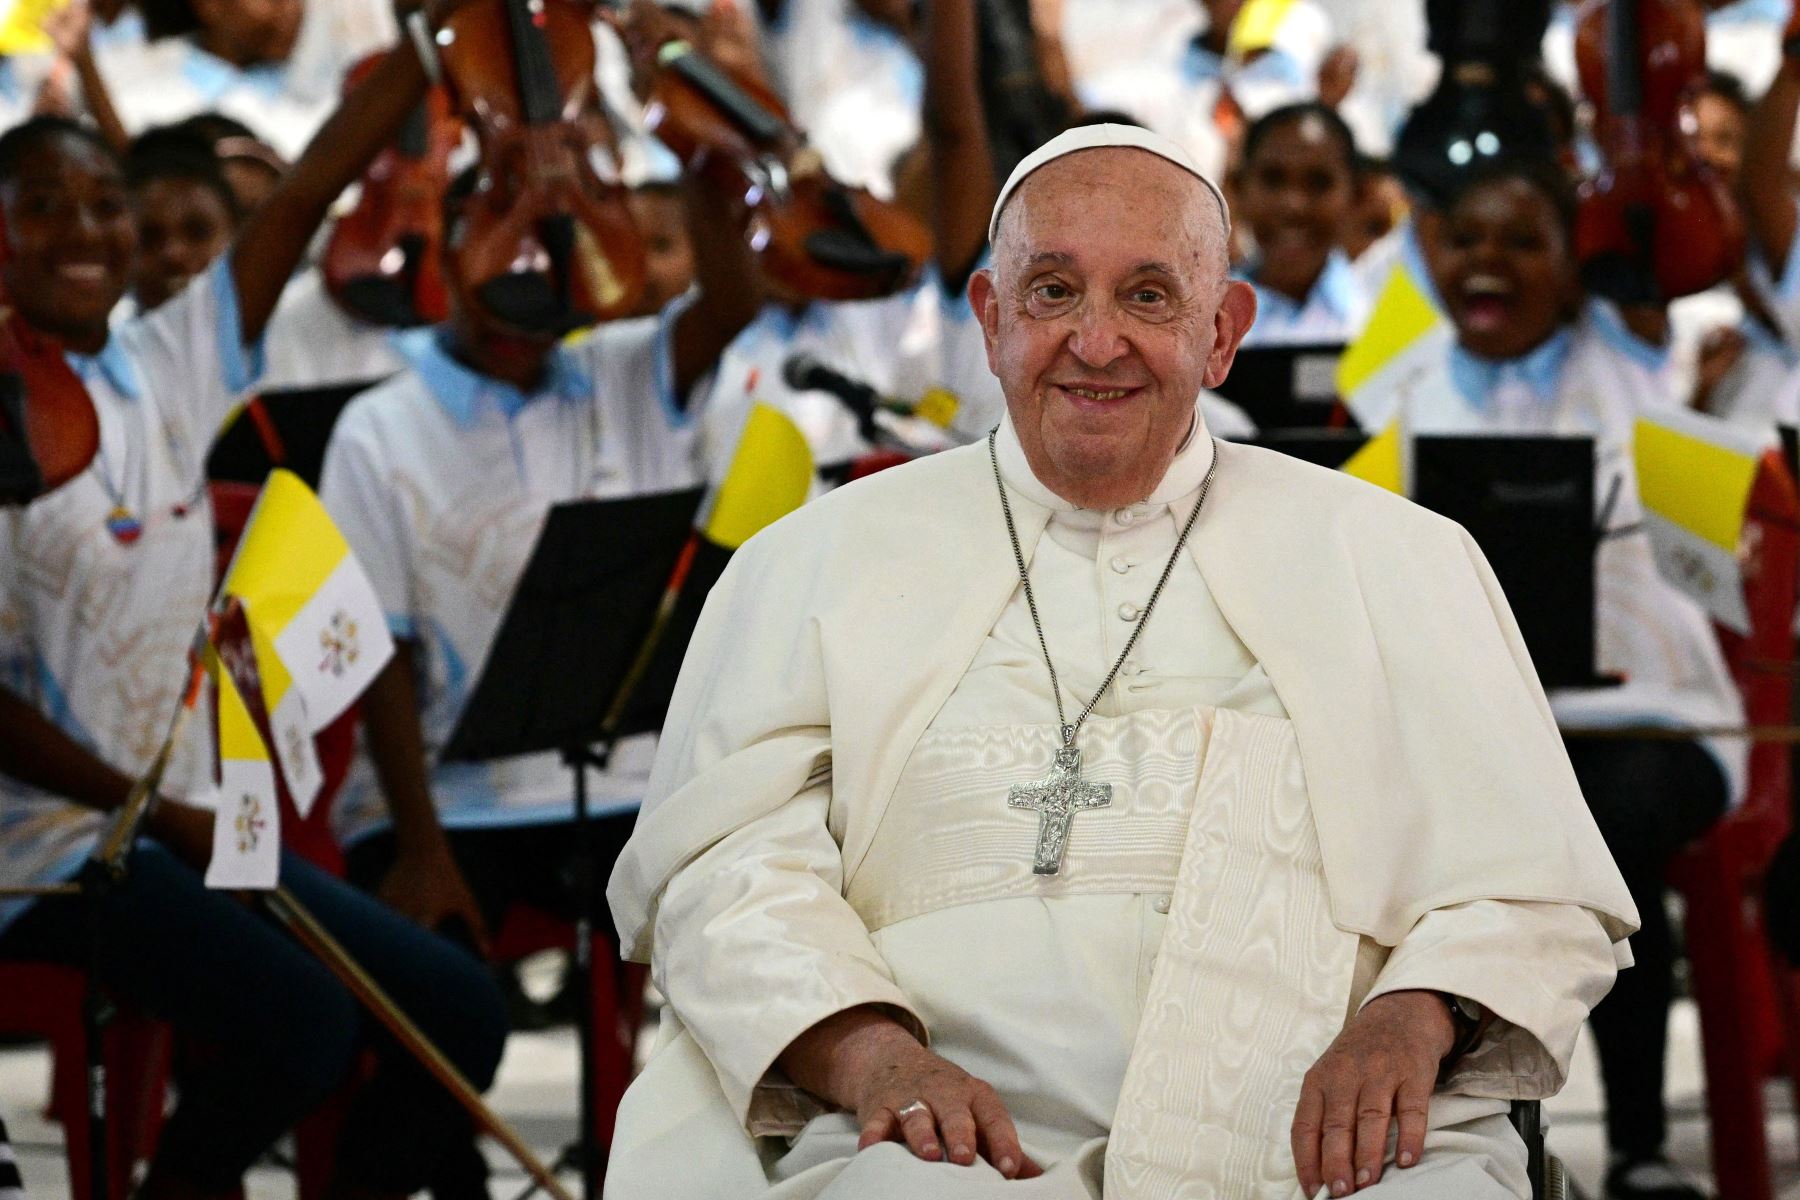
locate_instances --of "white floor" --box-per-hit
[0,997,1794,1199]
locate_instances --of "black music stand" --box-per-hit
[440,487,728,1200]
[206,381,378,488]
[1412,435,1616,691]
[1241,428,1369,470]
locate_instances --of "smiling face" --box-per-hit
[1,131,136,353]
[132,175,234,312]
[969,147,1257,509]
[1431,175,1579,362]
[1238,112,1357,302]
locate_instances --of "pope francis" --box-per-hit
[604,125,1638,1200]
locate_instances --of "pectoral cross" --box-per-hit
[1008,745,1112,876]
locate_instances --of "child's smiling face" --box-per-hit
[1430,175,1579,362]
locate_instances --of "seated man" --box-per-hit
[605,124,1636,1200]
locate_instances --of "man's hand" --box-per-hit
[1291,990,1456,1198]
[379,838,491,955]
[777,1007,1043,1180]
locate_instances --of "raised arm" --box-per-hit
[1741,34,1800,274]
[229,37,430,346]
[922,0,999,291]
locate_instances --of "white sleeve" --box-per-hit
[654,772,928,1137]
[574,292,709,489]
[1748,198,1800,348]
[118,254,266,450]
[1360,899,1620,1099]
[317,406,415,638]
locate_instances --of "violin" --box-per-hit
[616,6,931,301]
[322,52,463,328]
[0,212,99,505]
[1573,0,1744,303]
[433,0,646,335]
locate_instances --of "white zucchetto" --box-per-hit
[987,123,1233,242]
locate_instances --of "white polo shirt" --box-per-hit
[762,2,921,199]
[1348,303,1748,803]
[0,257,263,930]
[95,0,397,160]
[700,270,1005,476]
[319,299,706,846]
[1237,249,1371,348]
[260,268,405,393]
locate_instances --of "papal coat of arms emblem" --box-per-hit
[318,610,361,677]
[234,793,268,854]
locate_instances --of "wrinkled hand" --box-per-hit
[1291,990,1455,1198]
[146,798,217,870]
[794,1009,1043,1180]
[379,839,491,955]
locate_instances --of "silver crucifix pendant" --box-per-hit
[1008,745,1113,875]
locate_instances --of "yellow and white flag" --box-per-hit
[1338,247,1451,434]
[1341,418,1404,494]
[0,0,68,54]
[1633,408,1774,635]
[219,469,394,815]
[702,402,816,549]
[203,664,281,890]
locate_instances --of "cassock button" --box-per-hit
[1152,895,1172,914]
[1118,602,1139,621]
[1110,555,1133,574]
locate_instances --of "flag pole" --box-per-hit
[261,886,578,1200]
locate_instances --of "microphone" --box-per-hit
[780,353,960,435]
[782,353,883,437]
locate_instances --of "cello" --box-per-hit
[432,0,647,335]
[613,1,931,301]
[322,52,463,328]
[1573,0,1744,304]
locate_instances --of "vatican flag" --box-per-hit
[203,664,281,890]
[220,470,394,815]
[1633,408,1773,635]
[1341,419,1404,494]
[701,402,815,549]
[0,0,67,54]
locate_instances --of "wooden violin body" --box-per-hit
[323,53,462,328]
[0,224,98,505]
[435,0,645,334]
[1573,0,1743,302]
[630,28,930,300]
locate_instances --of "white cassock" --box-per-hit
[606,411,1637,1199]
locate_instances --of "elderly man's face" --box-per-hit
[970,149,1256,509]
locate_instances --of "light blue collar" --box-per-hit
[1244,249,1361,323]
[395,326,594,427]
[1448,327,1573,409]
[180,43,289,103]
[64,338,142,401]
[1182,37,1225,84]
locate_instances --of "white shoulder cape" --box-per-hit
[609,437,1638,958]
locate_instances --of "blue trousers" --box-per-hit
[0,844,509,1194]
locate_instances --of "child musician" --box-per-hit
[1349,159,1738,1200]
[0,35,508,1200]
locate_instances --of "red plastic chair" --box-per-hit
[0,964,172,1200]
[1675,448,1800,1200]
[490,902,650,1154]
